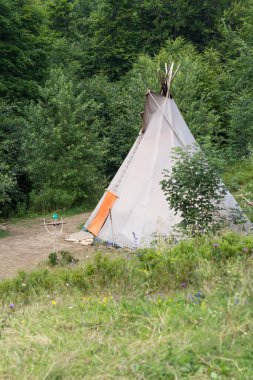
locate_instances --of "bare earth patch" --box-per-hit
[0,213,96,280]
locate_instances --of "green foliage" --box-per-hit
[48,252,58,266]
[48,250,78,266]
[1,231,253,300]
[0,0,52,99]
[222,156,253,221]
[59,250,78,265]
[0,229,8,238]
[161,147,227,235]
[0,160,17,217]
[47,0,74,35]
[139,0,233,52]
[29,189,75,213]
[22,68,105,211]
[1,233,253,378]
[1,0,253,217]
[136,231,253,291]
[87,0,142,80]
[228,91,253,157]
[81,74,142,178]
[0,100,31,216]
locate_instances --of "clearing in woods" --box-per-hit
[0,213,95,280]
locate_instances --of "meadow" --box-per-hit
[1,232,253,379]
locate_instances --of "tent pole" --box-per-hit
[109,209,115,247]
[166,62,174,97]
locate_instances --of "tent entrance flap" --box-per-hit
[87,191,118,236]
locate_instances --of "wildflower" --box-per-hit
[138,269,148,274]
[21,283,26,288]
[213,243,219,248]
[195,291,205,299]
[9,303,15,310]
[51,300,57,305]
[181,282,187,288]
[187,294,195,302]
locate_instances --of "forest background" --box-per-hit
[1,0,253,218]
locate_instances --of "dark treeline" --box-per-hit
[1,0,253,216]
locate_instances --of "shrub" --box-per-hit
[48,251,78,267]
[161,146,227,236]
[30,189,75,213]
[48,252,58,266]
[1,232,253,304]
[59,251,78,266]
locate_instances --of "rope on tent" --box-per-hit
[148,91,184,146]
[112,132,143,193]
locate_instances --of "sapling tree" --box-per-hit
[161,146,227,236]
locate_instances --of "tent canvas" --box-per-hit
[83,71,250,249]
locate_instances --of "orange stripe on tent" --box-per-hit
[87,191,118,236]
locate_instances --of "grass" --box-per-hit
[1,232,253,379]
[4,203,92,226]
[223,158,253,221]
[1,290,253,379]
[0,229,8,239]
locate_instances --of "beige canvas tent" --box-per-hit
[77,65,250,248]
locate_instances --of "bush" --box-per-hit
[137,232,253,288]
[48,251,78,266]
[1,232,253,304]
[48,252,58,266]
[30,189,76,213]
[161,146,227,236]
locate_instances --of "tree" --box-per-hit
[47,0,74,35]
[0,160,17,217]
[139,0,233,54]
[22,68,105,212]
[0,0,52,99]
[0,100,30,216]
[228,91,253,157]
[87,0,142,80]
[161,147,227,235]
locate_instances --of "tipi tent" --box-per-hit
[81,65,250,249]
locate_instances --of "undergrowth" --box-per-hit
[0,229,8,239]
[1,231,253,379]
[223,158,253,221]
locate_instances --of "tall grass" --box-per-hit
[223,158,253,221]
[1,232,253,379]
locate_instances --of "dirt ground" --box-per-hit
[0,213,97,280]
